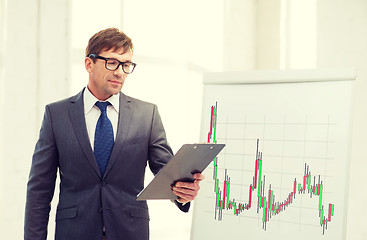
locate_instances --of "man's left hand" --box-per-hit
[172,173,205,204]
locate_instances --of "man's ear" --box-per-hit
[85,57,93,73]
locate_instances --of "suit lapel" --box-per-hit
[69,88,102,178]
[104,93,133,178]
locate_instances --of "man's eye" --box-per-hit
[107,60,119,66]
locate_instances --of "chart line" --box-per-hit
[207,102,335,234]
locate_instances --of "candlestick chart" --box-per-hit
[191,74,352,240]
[208,103,334,234]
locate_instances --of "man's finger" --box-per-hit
[172,189,196,202]
[193,173,205,181]
[172,186,197,195]
[175,181,200,190]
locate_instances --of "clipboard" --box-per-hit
[136,143,225,201]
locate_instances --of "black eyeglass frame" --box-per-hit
[88,54,137,74]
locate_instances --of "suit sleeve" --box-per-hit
[147,105,190,212]
[147,104,173,174]
[24,106,59,239]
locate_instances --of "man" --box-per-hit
[25,28,203,240]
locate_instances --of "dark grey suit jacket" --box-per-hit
[25,89,189,240]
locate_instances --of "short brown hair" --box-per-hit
[85,28,134,59]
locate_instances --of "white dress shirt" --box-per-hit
[83,87,119,150]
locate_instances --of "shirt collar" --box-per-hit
[83,87,120,114]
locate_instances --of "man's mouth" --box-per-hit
[109,80,122,84]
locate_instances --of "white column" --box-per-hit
[223,0,257,71]
[0,0,6,232]
[0,0,70,238]
[222,0,283,71]
[38,0,71,112]
[0,0,40,237]
[256,0,282,69]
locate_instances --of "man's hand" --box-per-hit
[172,173,205,204]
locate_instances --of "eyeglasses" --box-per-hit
[88,54,137,74]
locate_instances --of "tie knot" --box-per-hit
[95,101,110,112]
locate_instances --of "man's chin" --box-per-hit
[109,86,123,95]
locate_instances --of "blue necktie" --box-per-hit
[94,101,114,176]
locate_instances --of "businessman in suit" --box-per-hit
[25,28,203,240]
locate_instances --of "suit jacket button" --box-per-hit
[98,207,103,213]
[101,181,107,186]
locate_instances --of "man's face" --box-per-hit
[85,48,133,100]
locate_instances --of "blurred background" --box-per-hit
[0,0,366,239]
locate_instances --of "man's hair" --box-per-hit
[85,28,134,60]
